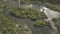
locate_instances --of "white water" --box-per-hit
[4,0,60,34]
[40,6,60,34]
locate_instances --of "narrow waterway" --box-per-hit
[3,0,60,34]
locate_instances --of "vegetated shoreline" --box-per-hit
[2,0,60,34]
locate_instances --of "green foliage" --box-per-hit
[9,7,47,20]
[34,20,47,27]
[46,0,60,4]
[20,0,60,5]
[52,18,60,34]
[52,18,60,25]
[45,3,60,12]
[52,18,58,23]
[20,0,42,5]
[0,1,29,34]
[0,10,28,34]
[40,12,47,19]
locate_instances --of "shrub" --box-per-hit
[45,3,60,12]
[34,20,47,27]
[0,10,31,34]
[52,18,60,34]
[9,7,47,21]
[52,18,58,23]
[40,12,47,19]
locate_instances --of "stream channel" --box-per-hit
[3,0,60,34]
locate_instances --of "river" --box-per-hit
[3,0,60,34]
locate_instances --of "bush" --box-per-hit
[52,18,58,23]
[40,12,47,19]
[45,3,60,12]
[0,9,31,34]
[9,7,47,20]
[34,20,47,27]
[52,18,60,23]
[52,18,60,34]
[0,2,30,34]
[20,0,42,5]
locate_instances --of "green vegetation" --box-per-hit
[34,20,47,27]
[52,18,60,34]
[1,0,60,34]
[45,0,60,4]
[9,7,47,21]
[39,12,47,19]
[20,0,42,5]
[20,0,60,5]
[0,7,30,34]
[0,14,27,34]
[52,18,58,23]
[0,0,31,34]
[45,3,60,12]
[52,18,60,24]
[17,0,60,12]
[16,0,60,12]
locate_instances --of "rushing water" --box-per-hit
[4,0,60,34]
[40,6,60,19]
[40,6,60,34]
